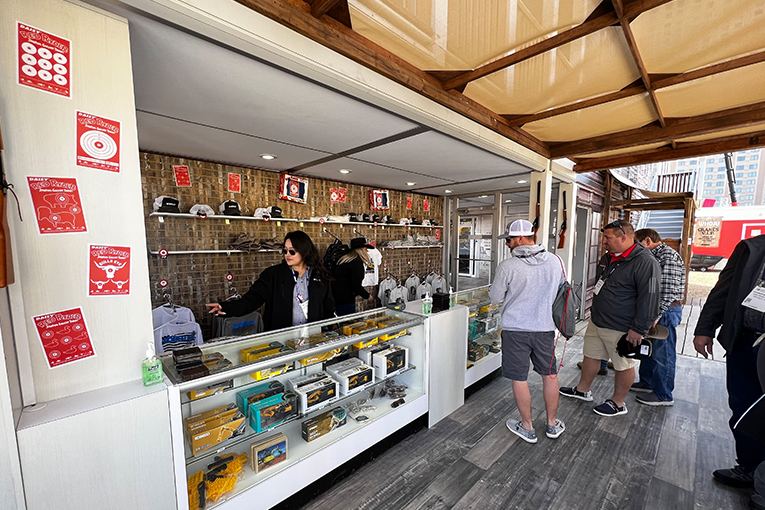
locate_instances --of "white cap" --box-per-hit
[498,219,534,239]
[253,207,271,219]
[189,204,215,217]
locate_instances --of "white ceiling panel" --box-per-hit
[350,131,532,180]
[297,157,453,190]
[415,173,533,196]
[136,112,328,171]
[128,15,419,156]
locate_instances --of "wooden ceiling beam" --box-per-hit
[234,0,549,156]
[549,100,765,157]
[311,0,339,18]
[652,50,765,89]
[571,130,765,172]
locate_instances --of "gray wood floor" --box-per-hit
[300,325,751,510]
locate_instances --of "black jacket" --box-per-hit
[694,235,765,352]
[591,242,661,335]
[220,262,336,331]
[331,258,370,305]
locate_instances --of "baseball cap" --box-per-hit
[268,206,283,218]
[498,219,534,239]
[153,196,181,213]
[189,204,215,218]
[219,200,241,216]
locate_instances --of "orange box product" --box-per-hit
[187,471,205,510]
[342,321,368,336]
[298,346,346,366]
[239,341,293,364]
[188,412,246,456]
[187,408,238,435]
[185,403,236,432]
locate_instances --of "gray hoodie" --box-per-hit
[489,245,565,332]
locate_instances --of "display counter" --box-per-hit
[453,286,503,388]
[162,307,427,510]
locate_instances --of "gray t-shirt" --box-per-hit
[292,267,311,326]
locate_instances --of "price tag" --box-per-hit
[742,285,765,313]
[225,219,230,225]
[277,221,281,227]
[300,222,304,227]
[319,218,325,224]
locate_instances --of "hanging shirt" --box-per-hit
[362,248,383,287]
[416,282,432,300]
[425,273,436,285]
[431,275,447,294]
[389,286,407,305]
[292,267,311,327]
[378,277,397,307]
[154,320,203,354]
[152,305,195,330]
[405,275,421,301]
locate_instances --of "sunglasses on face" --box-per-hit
[282,248,297,256]
[603,220,625,235]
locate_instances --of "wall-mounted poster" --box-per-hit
[173,165,191,187]
[406,197,412,210]
[33,307,95,368]
[330,187,346,203]
[18,22,71,98]
[423,199,429,212]
[369,190,390,210]
[228,173,241,193]
[279,174,308,204]
[27,176,87,234]
[693,218,722,248]
[89,245,131,296]
[76,111,120,172]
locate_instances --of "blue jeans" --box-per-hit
[638,305,682,401]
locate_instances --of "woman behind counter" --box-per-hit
[206,231,335,330]
[332,237,376,316]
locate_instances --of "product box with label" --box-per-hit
[185,403,237,434]
[342,321,369,336]
[187,379,234,401]
[374,317,408,342]
[356,342,392,366]
[372,345,409,379]
[294,378,339,413]
[287,371,330,391]
[248,392,298,433]
[301,407,347,443]
[326,358,374,395]
[236,380,285,417]
[185,404,246,455]
[286,331,340,350]
[298,346,347,366]
[251,433,288,473]
[240,341,294,381]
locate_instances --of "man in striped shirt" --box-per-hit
[630,228,686,406]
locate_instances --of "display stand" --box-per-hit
[453,286,502,389]
[163,308,427,510]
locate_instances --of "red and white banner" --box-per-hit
[330,187,346,203]
[406,197,413,210]
[369,189,390,210]
[279,174,308,204]
[173,165,191,187]
[228,173,241,193]
[435,229,441,241]
[27,176,87,234]
[423,199,430,212]
[18,22,71,98]
[89,245,131,296]
[76,111,120,172]
[33,307,95,368]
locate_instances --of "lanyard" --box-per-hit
[292,269,307,303]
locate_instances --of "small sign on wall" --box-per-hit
[33,307,95,368]
[330,187,346,203]
[280,174,308,204]
[693,218,722,248]
[173,165,191,187]
[27,176,87,234]
[89,245,131,296]
[406,197,413,210]
[423,199,429,212]
[18,22,71,98]
[228,173,241,193]
[369,190,390,210]
[76,111,120,172]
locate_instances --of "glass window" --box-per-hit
[736,172,744,178]
[705,182,712,187]
[736,165,745,170]
[707,158,715,164]
[716,182,724,186]
[748,180,756,184]
[748,195,755,200]
[748,187,755,192]
[718,166,726,171]
[752,155,760,160]
[690,160,697,165]
[716,189,724,194]
[737,156,746,161]
[705,175,714,180]
[750,172,758,177]
[719,158,725,163]
[706,167,714,172]
[678,161,686,166]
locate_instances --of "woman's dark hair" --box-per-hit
[284,231,332,282]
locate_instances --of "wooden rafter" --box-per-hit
[434,0,674,93]
[571,130,765,172]
[549,100,765,157]
[310,0,340,18]
[233,0,549,156]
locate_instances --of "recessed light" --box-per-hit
[444,190,453,194]
[406,182,417,186]
[260,154,277,160]
[517,180,528,184]
[505,199,512,203]
[478,195,488,198]
[339,169,351,174]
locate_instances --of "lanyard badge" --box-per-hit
[293,270,310,318]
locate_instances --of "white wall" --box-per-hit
[0,0,154,402]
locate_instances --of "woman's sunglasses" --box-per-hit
[282,248,297,256]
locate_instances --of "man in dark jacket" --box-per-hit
[561,220,661,416]
[694,234,765,489]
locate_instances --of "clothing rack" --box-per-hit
[323,227,343,243]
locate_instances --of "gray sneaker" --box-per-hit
[559,385,594,402]
[546,418,565,439]
[506,419,537,443]
[630,380,652,393]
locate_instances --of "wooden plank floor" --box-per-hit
[299,321,750,510]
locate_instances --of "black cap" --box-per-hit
[350,237,374,250]
[347,212,359,222]
[371,214,381,223]
[268,206,283,218]
[222,200,241,216]
[361,213,372,223]
[410,217,421,225]
[157,196,180,213]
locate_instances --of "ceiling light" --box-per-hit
[339,169,351,174]
[478,195,488,198]
[406,182,417,186]
[505,199,512,203]
[444,190,453,194]
[517,180,528,184]
[260,154,277,160]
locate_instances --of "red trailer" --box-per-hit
[692,206,765,270]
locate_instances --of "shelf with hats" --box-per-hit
[148,212,443,228]
[149,249,283,257]
[379,245,443,250]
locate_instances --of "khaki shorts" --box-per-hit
[582,323,634,372]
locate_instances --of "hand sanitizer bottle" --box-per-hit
[422,292,433,315]
[449,286,456,308]
[142,342,163,387]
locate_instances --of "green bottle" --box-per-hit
[142,342,163,386]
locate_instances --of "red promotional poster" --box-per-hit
[88,245,131,296]
[173,165,191,187]
[228,173,241,193]
[423,199,430,212]
[33,307,95,368]
[435,229,441,241]
[18,22,71,98]
[406,197,413,210]
[27,176,87,234]
[76,111,120,172]
[330,187,347,203]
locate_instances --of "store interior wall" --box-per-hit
[141,152,444,337]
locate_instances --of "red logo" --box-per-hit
[226,273,233,281]
[158,249,168,259]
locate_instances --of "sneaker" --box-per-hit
[630,380,652,393]
[546,419,565,439]
[506,419,537,444]
[576,361,608,376]
[750,492,765,510]
[593,399,627,417]
[559,386,594,402]
[607,360,614,369]
[636,393,674,406]
[713,466,754,488]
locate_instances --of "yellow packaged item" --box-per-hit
[185,404,236,432]
[239,341,292,364]
[298,347,345,366]
[187,471,204,510]
[206,474,237,503]
[342,321,368,336]
[249,364,290,381]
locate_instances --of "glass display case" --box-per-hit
[453,285,503,387]
[163,307,427,510]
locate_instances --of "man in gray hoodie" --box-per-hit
[489,219,566,444]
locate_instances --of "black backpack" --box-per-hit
[323,239,350,274]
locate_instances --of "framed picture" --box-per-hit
[279,174,308,204]
[369,189,390,210]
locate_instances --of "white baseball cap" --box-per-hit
[498,219,534,239]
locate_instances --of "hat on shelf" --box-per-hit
[399,217,412,225]
[422,219,432,226]
[350,237,375,250]
[383,215,396,224]
[253,207,271,220]
[410,217,421,225]
[219,200,241,216]
[189,204,215,218]
[361,213,372,223]
[347,212,359,222]
[371,214,381,223]
[498,219,534,239]
[153,196,181,213]
[268,206,283,218]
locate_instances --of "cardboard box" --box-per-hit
[372,345,409,379]
[248,393,297,433]
[187,379,234,401]
[328,363,374,395]
[287,371,331,391]
[185,403,237,431]
[356,342,392,366]
[187,408,238,435]
[249,364,290,382]
[188,411,246,455]
[286,331,340,350]
[239,341,289,364]
[236,380,284,417]
[294,378,339,413]
[301,407,347,443]
[298,346,346,366]
[342,321,369,336]
[250,433,288,473]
